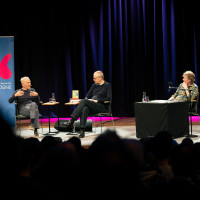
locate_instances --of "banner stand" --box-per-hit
[0,36,15,127]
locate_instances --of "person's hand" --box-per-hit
[168,97,174,101]
[15,90,24,97]
[182,82,188,89]
[30,91,38,96]
[88,99,98,103]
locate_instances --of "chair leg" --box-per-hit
[190,116,192,135]
[111,116,115,130]
[40,117,43,133]
[187,115,198,138]
[92,116,96,133]
[16,118,21,136]
[100,117,102,133]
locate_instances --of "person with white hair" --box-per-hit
[9,76,40,137]
[64,70,112,138]
[168,70,198,102]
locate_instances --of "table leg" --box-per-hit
[42,105,59,135]
[48,106,51,133]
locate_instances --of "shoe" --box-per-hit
[34,130,39,138]
[29,123,34,130]
[63,119,74,129]
[79,129,85,138]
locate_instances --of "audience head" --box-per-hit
[67,136,87,159]
[123,138,145,168]
[181,137,194,146]
[40,136,62,153]
[82,129,142,198]
[151,131,174,160]
[0,114,21,185]
[170,141,194,177]
[34,145,81,195]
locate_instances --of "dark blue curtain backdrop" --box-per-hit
[1,0,199,117]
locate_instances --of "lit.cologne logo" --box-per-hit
[0,54,12,79]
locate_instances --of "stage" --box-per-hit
[14,117,200,147]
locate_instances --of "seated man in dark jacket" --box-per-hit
[9,76,40,137]
[64,70,112,138]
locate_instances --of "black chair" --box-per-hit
[15,102,43,135]
[90,101,115,133]
[188,91,199,137]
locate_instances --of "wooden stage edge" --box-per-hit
[15,116,200,148]
[17,116,200,129]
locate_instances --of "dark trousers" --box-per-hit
[71,99,107,129]
[20,102,39,129]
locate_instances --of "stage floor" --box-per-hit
[14,117,200,147]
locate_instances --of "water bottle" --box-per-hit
[52,93,56,102]
[142,92,146,102]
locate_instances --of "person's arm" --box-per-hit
[30,88,40,103]
[168,84,181,101]
[182,82,192,98]
[8,89,20,103]
[86,84,95,99]
[190,85,198,100]
[168,96,175,101]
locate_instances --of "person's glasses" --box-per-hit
[93,77,99,80]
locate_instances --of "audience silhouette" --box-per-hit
[1,111,200,199]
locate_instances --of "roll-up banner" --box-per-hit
[0,36,15,127]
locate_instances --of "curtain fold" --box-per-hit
[1,0,199,117]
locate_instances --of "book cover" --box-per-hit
[72,90,79,100]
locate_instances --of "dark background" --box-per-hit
[1,0,199,117]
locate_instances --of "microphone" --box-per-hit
[168,81,173,92]
[168,81,173,86]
